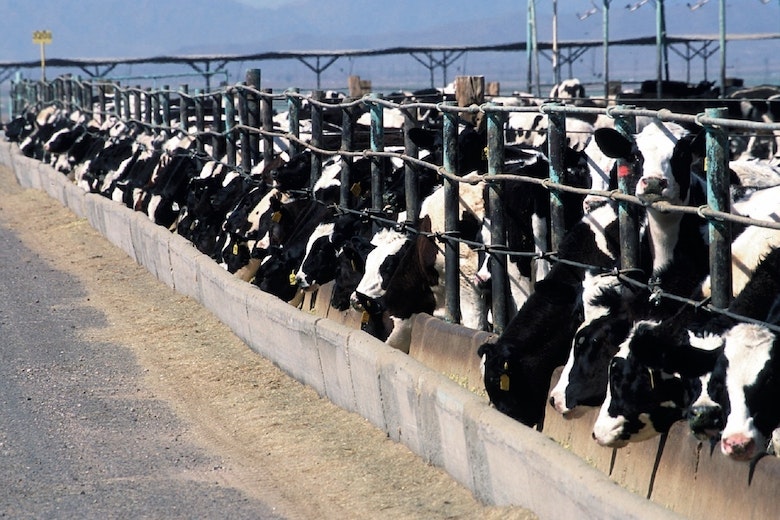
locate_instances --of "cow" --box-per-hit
[329,234,375,312]
[593,232,780,450]
[294,212,373,292]
[477,202,621,428]
[3,110,37,143]
[249,198,338,303]
[350,214,441,350]
[18,106,72,161]
[548,270,642,418]
[548,120,717,423]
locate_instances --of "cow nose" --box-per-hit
[474,271,490,286]
[721,433,756,461]
[687,405,723,438]
[583,196,607,214]
[639,176,667,195]
[349,291,362,310]
[295,272,310,289]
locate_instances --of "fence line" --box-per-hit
[10,74,780,334]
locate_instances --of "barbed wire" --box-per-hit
[12,78,780,333]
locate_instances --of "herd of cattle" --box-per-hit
[6,78,780,466]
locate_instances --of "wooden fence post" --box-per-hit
[455,75,485,129]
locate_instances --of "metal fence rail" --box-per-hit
[10,73,780,335]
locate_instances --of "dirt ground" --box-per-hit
[0,163,537,520]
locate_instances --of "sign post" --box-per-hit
[32,30,52,81]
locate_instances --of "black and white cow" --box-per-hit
[477,202,621,428]
[3,110,37,143]
[294,212,373,292]
[593,233,780,450]
[349,214,441,350]
[548,120,715,422]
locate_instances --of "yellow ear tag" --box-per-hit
[482,146,489,160]
[350,182,362,197]
[289,271,297,285]
[361,311,370,324]
[499,361,510,391]
[232,243,239,255]
[272,211,282,223]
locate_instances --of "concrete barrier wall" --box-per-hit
[9,141,779,519]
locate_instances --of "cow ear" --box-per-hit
[417,235,439,282]
[417,215,432,234]
[594,127,633,160]
[407,127,437,150]
[477,342,495,358]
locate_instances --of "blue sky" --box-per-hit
[1,1,778,91]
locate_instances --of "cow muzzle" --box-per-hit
[687,405,724,441]
[637,176,668,203]
[721,433,758,461]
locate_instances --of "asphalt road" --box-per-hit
[0,225,285,519]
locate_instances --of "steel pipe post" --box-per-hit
[487,104,508,333]
[143,87,152,128]
[245,69,262,166]
[179,84,189,136]
[98,83,107,125]
[237,84,251,173]
[194,90,206,156]
[310,90,324,188]
[403,102,420,224]
[705,107,732,309]
[225,88,237,168]
[212,93,225,160]
[442,103,461,324]
[369,93,384,214]
[614,107,640,269]
[547,104,566,250]
[261,88,275,172]
[340,100,354,209]
[161,86,171,129]
[287,88,302,159]
[132,86,142,127]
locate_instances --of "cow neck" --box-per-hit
[646,208,683,275]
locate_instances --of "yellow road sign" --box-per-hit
[33,30,52,44]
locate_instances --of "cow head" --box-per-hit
[549,271,639,418]
[592,321,688,447]
[351,227,411,306]
[592,316,726,448]
[295,222,337,290]
[477,277,583,428]
[407,123,487,175]
[331,235,375,311]
[594,121,703,207]
[718,323,780,461]
[271,151,311,192]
